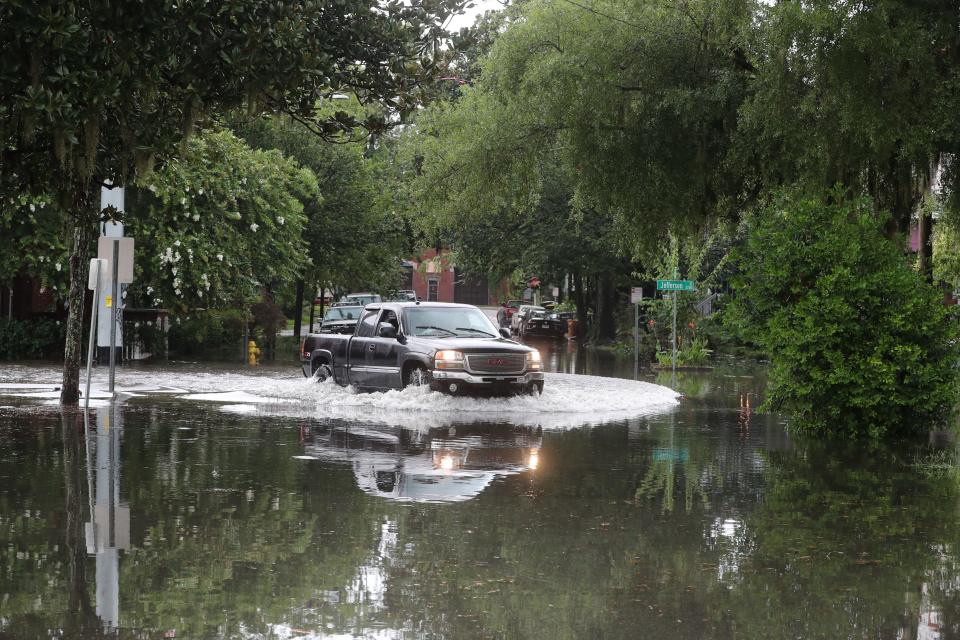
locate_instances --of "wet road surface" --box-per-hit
[1,344,959,639]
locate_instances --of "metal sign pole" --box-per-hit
[671,291,677,377]
[84,260,103,409]
[109,240,119,396]
[633,301,639,380]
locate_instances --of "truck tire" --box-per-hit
[315,364,333,382]
[405,365,432,389]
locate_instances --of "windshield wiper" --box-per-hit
[415,325,457,337]
[455,327,496,337]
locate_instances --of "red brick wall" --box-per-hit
[410,248,456,302]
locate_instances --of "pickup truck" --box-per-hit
[300,302,545,395]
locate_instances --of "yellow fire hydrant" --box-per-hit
[247,340,261,365]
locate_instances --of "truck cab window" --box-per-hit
[357,309,380,337]
[380,310,399,330]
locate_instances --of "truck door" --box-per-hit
[348,308,380,387]
[371,309,403,389]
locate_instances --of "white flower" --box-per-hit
[197,290,203,298]
[216,254,223,261]
[180,197,186,206]
[175,288,181,296]
[29,204,35,212]
[198,188,204,195]
[148,184,157,193]
[147,286,154,295]
[54,263,61,272]
[192,214,200,221]
[174,240,181,247]
[277,216,284,225]
[147,321,153,327]
[250,223,259,232]
[171,267,178,276]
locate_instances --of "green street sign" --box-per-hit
[656,279,695,292]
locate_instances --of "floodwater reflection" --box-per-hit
[1,361,960,638]
[299,422,542,503]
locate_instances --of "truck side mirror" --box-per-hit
[499,327,511,339]
[377,323,398,339]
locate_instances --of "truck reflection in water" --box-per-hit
[300,422,542,502]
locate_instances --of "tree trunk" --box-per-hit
[572,271,586,341]
[61,209,96,405]
[593,272,617,342]
[292,279,305,342]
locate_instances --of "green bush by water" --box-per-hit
[727,190,958,438]
[0,317,65,359]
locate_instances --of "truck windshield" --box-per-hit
[403,307,499,338]
[325,306,363,321]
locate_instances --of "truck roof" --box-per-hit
[365,302,479,311]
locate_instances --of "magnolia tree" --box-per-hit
[126,129,315,311]
[0,0,462,404]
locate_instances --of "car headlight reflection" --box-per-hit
[529,449,540,470]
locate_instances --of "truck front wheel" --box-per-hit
[315,364,333,383]
[405,365,432,389]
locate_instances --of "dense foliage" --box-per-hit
[125,129,314,311]
[0,0,461,403]
[0,317,64,359]
[727,192,958,437]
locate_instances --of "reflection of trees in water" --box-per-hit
[5,387,960,639]
[722,440,960,638]
[61,409,95,634]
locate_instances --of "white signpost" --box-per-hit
[84,258,107,409]
[631,287,643,379]
[96,186,134,397]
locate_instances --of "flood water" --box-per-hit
[1,343,959,639]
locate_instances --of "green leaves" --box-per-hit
[728,190,959,438]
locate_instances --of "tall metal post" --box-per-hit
[108,240,119,395]
[671,291,677,377]
[633,302,639,380]
[85,260,103,409]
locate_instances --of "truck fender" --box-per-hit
[309,349,335,375]
[399,353,433,380]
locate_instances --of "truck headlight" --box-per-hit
[435,350,464,370]
[526,350,542,370]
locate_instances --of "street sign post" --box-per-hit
[656,279,695,380]
[630,287,643,379]
[656,279,695,292]
[96,232,134,397]
[84,258,107,409]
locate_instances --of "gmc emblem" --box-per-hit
[487,358,508,366]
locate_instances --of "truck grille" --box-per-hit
[465,353,525,374]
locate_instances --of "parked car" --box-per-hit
[318,305,364,334]
[336,292,382,307]
[387,290,418,302]
[497,300,524,327]
[300,302,544,395]
[517,306,565,339]
[510,305,543,334]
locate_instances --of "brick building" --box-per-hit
[402,248,509,305]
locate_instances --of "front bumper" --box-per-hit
[431,369,544,391]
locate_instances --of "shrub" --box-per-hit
[726,190,958,438]
[167,309,249,357]
[0,317,66,360]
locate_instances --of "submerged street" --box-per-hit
[0,346,957,638]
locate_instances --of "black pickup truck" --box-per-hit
[300,302,545,395]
